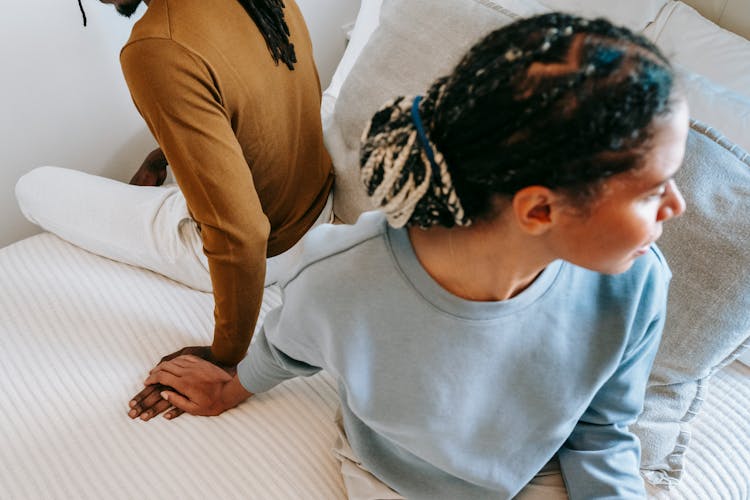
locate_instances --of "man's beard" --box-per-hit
[116,0,142,17]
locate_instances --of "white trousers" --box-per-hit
[15,166,333,292]
[332,411,569,500]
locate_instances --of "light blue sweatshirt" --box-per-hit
[238,211,670,499]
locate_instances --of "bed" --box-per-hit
[1,233,748,499]
[2,0,749,498]
[0,234,345,499]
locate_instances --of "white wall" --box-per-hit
[0,0,360,249]
[299,0,362,92]
[0,2,148,249]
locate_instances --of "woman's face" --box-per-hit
[552,98,689,275]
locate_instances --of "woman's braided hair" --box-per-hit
[360,12,676,228]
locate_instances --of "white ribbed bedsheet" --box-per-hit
[0,233,346,500]
[1,233,748,499]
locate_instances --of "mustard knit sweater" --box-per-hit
[121,0,333,364]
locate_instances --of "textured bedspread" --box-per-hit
[1,233,748,499]
[647,360,750,499]
[0,233,346,499]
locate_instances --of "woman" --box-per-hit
[143,13,687,499]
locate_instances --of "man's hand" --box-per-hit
[145,355,253,417]
[128,346,235,421]
[129,147,168,186]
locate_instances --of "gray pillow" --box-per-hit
[324,0,549,223]
[633,121,750,487]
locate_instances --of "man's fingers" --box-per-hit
[161,390,198,414]
[140,399,172,421]
[129,386,166,418]
[128,385,161,418]
[164,407,186,420]
[131,385,159,405]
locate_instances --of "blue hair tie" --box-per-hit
[411,96,441,174]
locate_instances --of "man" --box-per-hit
[16,0,333,420]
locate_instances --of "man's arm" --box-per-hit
[557,314,665,499]
[145,269,325,418]
[121,38,270,365]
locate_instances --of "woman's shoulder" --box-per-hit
[281,211,391,285]
[634,244,673,287]
[558,244,672,313]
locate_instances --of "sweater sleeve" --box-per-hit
[558,311,665,499]
[121,38,270,365]
[236,253,328,393]
[237,326,322,394]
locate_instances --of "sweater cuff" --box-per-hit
[237,331,294,394]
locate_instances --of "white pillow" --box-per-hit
[325,0,383,101]
[644,1,750,97]
[535,0,667,31]
[321,0,383,128]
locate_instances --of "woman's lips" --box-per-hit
[635,244,652,256]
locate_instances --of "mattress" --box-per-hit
[0,233,346,499]
[1,233,748,499]
[646,360,750,499]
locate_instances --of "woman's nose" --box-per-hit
[658,180,686,222]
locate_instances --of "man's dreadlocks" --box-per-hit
[237,0,297,70]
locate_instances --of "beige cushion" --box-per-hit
[680,68,750,152]
[324,0,549,223]
[536,0,667,31]
[633,121,750,487]
[644,1,750,97]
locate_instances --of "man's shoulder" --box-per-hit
[125,0,172,45]
[282,211,390,285]
[119,0,210,79]
[125,0,252,46]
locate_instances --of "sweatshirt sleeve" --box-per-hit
[558,309,666,499]
[235,253,329,392]
[121,38,270,365]
[237,326,322,394]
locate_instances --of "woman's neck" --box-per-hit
[407,218,553,302]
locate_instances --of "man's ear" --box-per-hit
[511,186,557,235]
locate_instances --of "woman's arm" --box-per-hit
[557,313,665,499]
[144,322,323,417]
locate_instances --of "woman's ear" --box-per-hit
[511,186,558,235]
